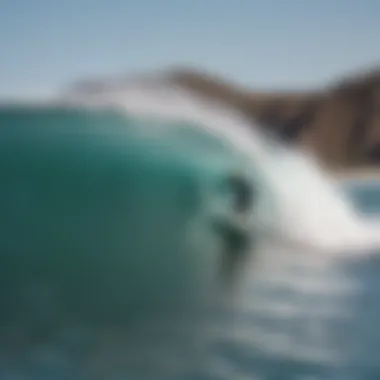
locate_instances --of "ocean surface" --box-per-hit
[1,77,380,380]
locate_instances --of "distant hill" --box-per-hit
[165,66,380,172]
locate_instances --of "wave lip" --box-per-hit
[61,71,380,256]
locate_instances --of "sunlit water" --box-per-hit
[1,76,380,379]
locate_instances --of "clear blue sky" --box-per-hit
[1,0,380,98]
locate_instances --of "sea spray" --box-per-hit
[64,76,380,254]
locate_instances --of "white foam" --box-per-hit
[62,74,380,256]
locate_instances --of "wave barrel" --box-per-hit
[0,105,255,379]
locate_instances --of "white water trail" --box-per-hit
[62,75,380,257]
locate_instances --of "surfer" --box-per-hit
[213,173,256,285]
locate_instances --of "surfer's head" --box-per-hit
[227,172,256,214]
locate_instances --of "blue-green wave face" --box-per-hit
[0,105,255,328]
[3,103,380,379]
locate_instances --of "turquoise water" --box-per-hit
[1,105,380,379]
[0,106,239,320]
[343,180,380,217]
[0,106,256,379]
